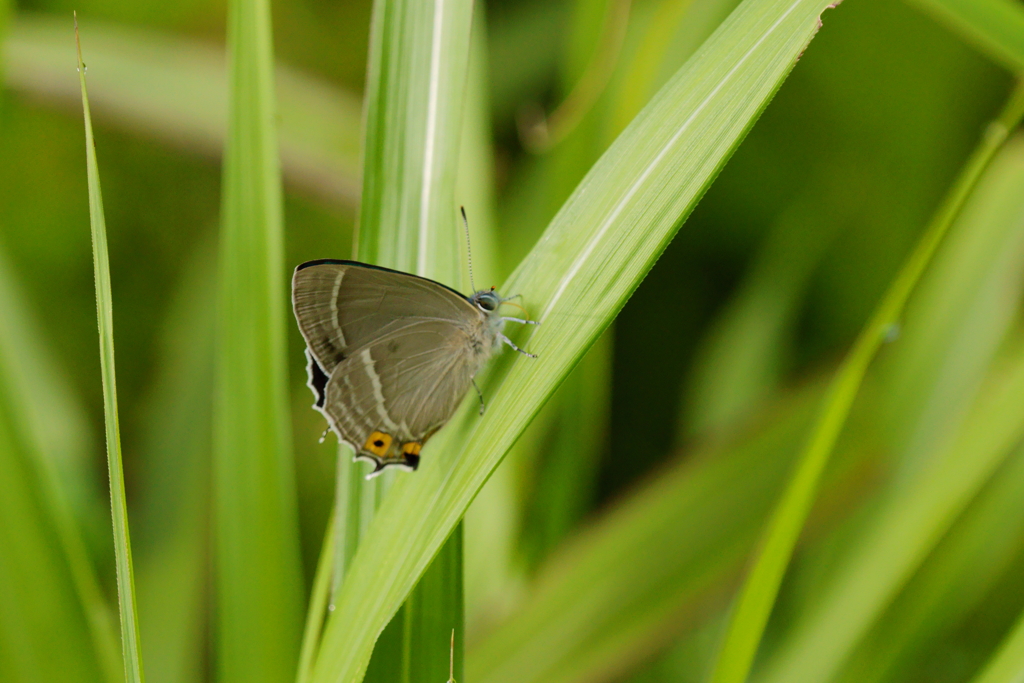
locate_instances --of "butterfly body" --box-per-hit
[292,259,534,476]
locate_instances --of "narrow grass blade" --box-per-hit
[76,16,146,683]
[468,382,824,683]
[4,14,362,205]
[837,442,1024,683]
[761,340,1024,683]
[356,0,474,680]
[297,513,336,683]
[310,1,841,681]
[755,132,1024,683]
[213,0,304,679]
[823,135,1024,683]
[873,140,1024,482]
[905,0,1024,73]
[356,0,474,280]
[471,129,1024,683]
[970,600,1024,683]
[707,82,1024,683]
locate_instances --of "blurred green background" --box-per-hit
[3,0,1024,681]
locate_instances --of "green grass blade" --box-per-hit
[355,0,474,680]
[297,0,476,678]
[837,442,1024,683]
[213,0,304,678]
[297,512,336,683]
[905,0,1024,73]
[76,17,146,683]
[4,14,362,206]
[762,342,1024,683]
[471,128,1024,683]
[970,600,1024,683]
[824,135,1024,683]
[755,132,1024,683]
[707,81,1024,683]
[468,382,825,683]
[356,0,474,279]
[310,1,840,680]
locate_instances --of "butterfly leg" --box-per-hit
[471,378,486,415]
[500,293,522,302]
[499,333,537,358]
[500,316,540,326]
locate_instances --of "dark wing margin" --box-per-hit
[295,259,468,299]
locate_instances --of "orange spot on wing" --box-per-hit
[363,431,392,457]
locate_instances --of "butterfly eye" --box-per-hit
[479,298,496,312]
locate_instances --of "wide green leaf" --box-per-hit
[76,17,146,683]
[356,0,473,679]
[309,0,841,680]
[213,0,304,680]
[298,0,476,681]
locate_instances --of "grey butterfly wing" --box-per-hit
[292,260,478,376]
[321,319,482,471]
[292,259,491,472]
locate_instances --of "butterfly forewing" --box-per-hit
[293,261,478,374]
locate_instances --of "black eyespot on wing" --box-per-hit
[373,439,385,448]
[404,453,420,470]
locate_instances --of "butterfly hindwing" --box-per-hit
[319,320,480,469]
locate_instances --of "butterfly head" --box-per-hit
[471,287,503,315]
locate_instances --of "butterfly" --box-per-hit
[291,259,537,476]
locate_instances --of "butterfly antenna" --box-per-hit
[460,206,476,292]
